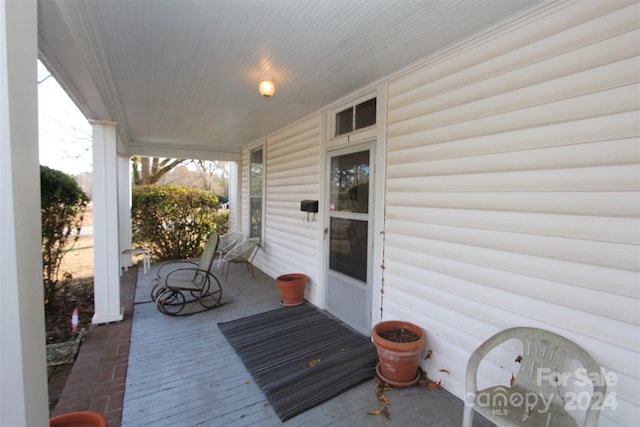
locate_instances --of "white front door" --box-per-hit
[325,145,373,335]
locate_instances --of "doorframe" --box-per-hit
[324,142,374,334]
[317,82,387,333]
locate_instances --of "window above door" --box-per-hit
[332,96,376,138]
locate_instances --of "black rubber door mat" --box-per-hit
[218,304,377,421]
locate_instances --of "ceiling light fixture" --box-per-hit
[258,79,275,97]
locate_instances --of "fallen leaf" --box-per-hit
[367,410,381,416]
[375,378,394,392]
[378,393,389,405]
[382,407,391,420]
[304,358,321,368]
[425,349,433,360]
[515,355,523,363]
[439,369,450,375]
[510,373,516,386]
[429,380,442,390]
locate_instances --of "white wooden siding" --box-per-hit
[384,2,639,426]
[249,114,323,304]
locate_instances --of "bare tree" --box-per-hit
[193,160,229,199]
[132,156,186,186]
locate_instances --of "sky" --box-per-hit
[38,60,93,176]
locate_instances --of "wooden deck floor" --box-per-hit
[122,263,489,426]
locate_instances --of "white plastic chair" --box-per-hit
[463,327,606,427]
[215,231,243,269]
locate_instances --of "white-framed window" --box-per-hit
[332,96,376,138]
[249,146,263,240]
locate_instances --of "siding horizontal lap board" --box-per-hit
[387,84,638,149]
[385,244,639,335]
[383,230,639,299]
[388,2,638,103]
[384,2,639,426]
[385,191,640,218]
[386,207,639,245]
[388,30,640,122]
[386,139,640,178]
[386,112,639,165]
[384,210,636,270]
[252,114,321,301]
[387,165,639,194]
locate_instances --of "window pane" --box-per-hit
[250,148,263,197]
[329,150,369,214]
[249,148,263,239]
[250,197,262,239]
[355,98,376,129]
[250,171,262,196]
[335,107,353,136]
[330,217,367,282]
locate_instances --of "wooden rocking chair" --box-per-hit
[151,232,224,316]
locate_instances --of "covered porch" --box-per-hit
[52,264,479,427]
[4,1,637,425]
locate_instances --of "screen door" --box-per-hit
[325,147,372,335]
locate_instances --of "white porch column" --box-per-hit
[228,161,239,232]
[91,121,123,324]
[0,0,49,425]
[118,155,132,269]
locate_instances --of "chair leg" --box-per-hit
[246,262,255,278]
[143,251,150,274]
[462,402,474,427]
[223,262,230,282]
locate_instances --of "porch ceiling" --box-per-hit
[37,0,540,161]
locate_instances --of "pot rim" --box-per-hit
[49,411,108,427]
[372,320,426,350]
[276,273,308,281]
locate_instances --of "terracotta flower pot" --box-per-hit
[371,320,426,387]
[275,273,307,306]
[49,411,109,427]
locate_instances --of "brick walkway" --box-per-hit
[51,268,137,427]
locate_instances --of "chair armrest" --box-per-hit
[466,328,520,395]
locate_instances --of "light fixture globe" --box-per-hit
[258,79,275,97]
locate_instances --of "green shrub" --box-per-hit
[213,209,229,236]
[40,166,88,308]
[132,185,221,261]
